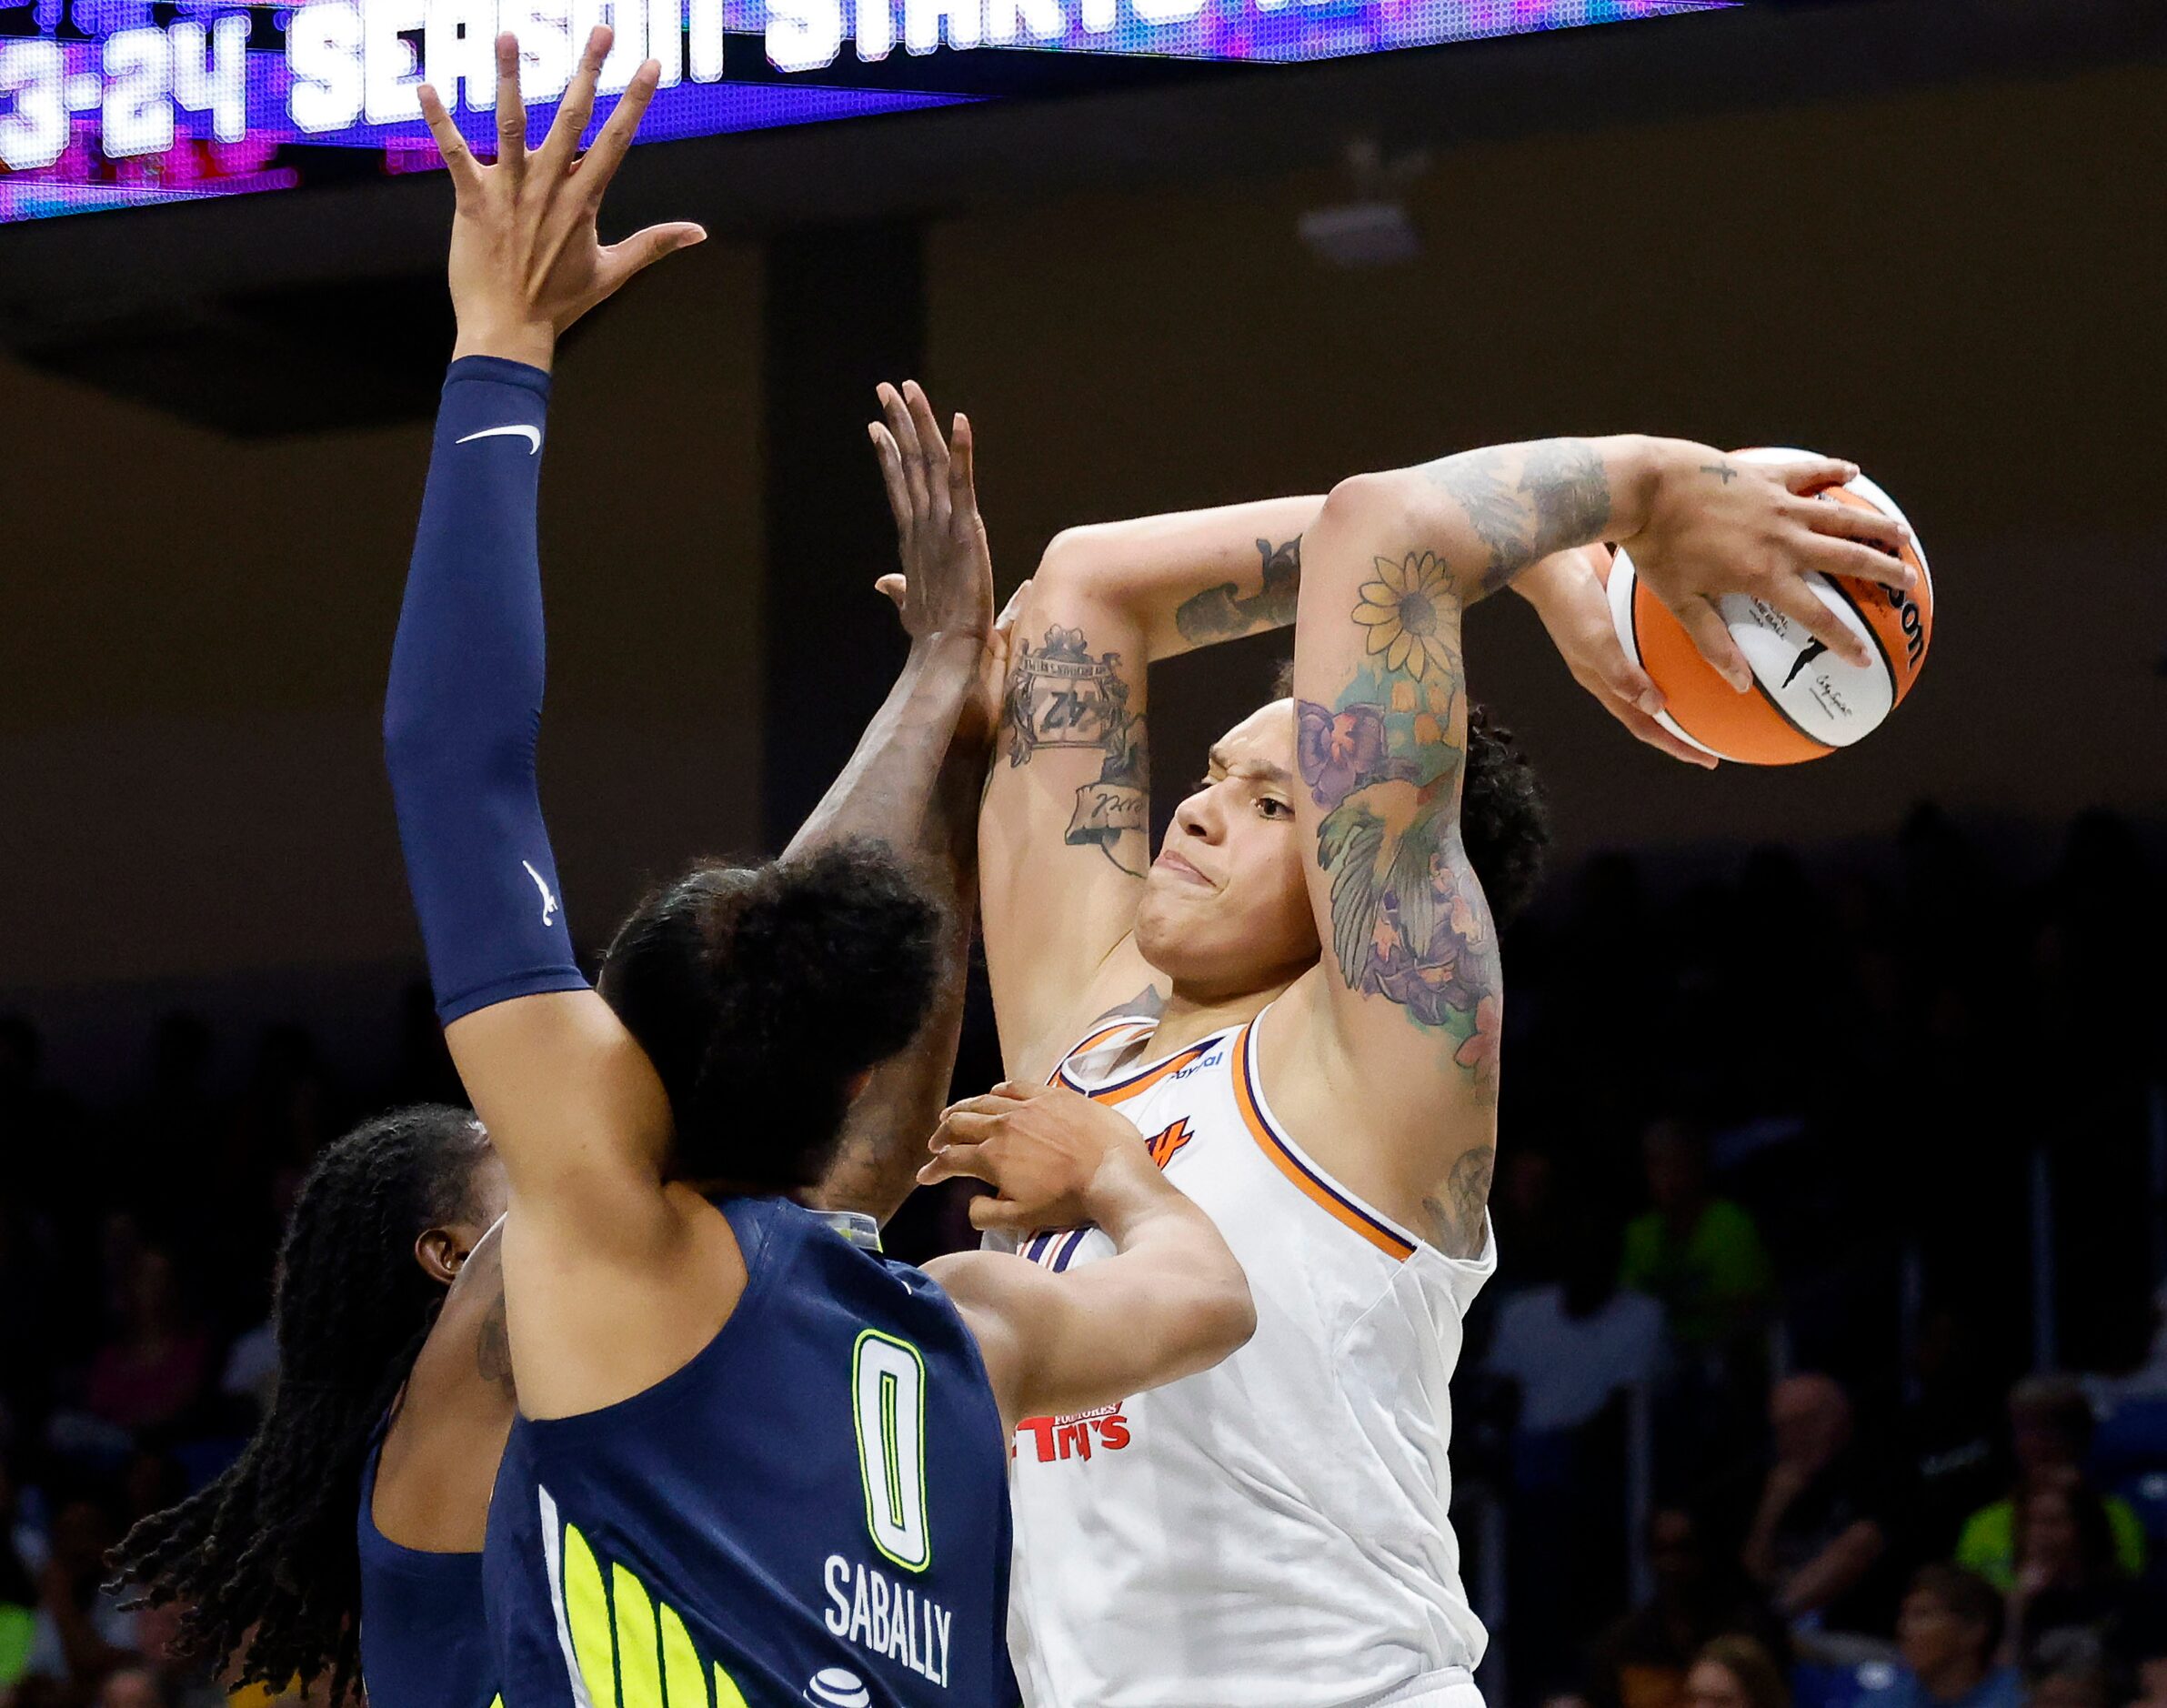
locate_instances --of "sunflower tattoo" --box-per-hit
[1350,553,1459,680]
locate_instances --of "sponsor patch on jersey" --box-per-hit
[1014,1406,1131,1465]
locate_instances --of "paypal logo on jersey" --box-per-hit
[804,1669,869,1708]
[1172,1050,1224,1080]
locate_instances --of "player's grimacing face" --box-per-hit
[1135,699,1320,995]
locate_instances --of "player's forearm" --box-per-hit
[810,699,986,1223]
[1330,434,1667,606]
[384,358,587,1024]
[1035,497,1321,664]
[783,634,982,864]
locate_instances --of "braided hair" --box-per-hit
[109,1104,491,1703]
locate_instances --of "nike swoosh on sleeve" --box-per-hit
[456,425,543,454]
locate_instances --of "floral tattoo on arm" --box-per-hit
[1002,624,1150,878]
[1296,550,1501,1095]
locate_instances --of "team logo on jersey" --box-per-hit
[803,1668,869,1708]
[1145,1119,1193,1169]
[1015,1405,1131,1464]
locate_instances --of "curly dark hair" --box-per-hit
[598,837,942,1189]
[108,1104,491,1704]
[1270,663,1550,929]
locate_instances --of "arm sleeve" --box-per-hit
[383,356,588,1024]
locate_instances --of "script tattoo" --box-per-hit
[1421,1145,1495,1259]
[1424,439,1613,594]
[1173,535,1304,644]
[1002,624,1150,877]
[1296,552,1501,1090]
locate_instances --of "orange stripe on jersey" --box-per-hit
[1229,1026,1414,1262]
[1046,1020,1157,1088]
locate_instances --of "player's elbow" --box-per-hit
[1312,469,1435,571]
[1033,523,1146,616]
[1171,1251,1258,1377]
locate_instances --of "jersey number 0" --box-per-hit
[852,1331,930,1572]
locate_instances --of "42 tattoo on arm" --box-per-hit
[1003,624,1150,877]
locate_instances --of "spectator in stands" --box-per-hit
[1741,1374,1893,1637]
[0,1451,37,1693]
[1489,1209,1665,1439]
[1893,1309,2006,1562]
[1955,1378,2146,1589]
[1490,1210,1667,1697]
[1886,1565,2020,1708]
[1682,1636,1791,1708]
[20,1487,133,1693]
[94,1667,169,1708]
[1584,1509,1789,1708]
[2006,1477,2142,1679]
[82,1249,209,1441]
[2031,1659,2114,1708]
[1622,1120,1773,1352]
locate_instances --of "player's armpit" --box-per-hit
[978,571,1158,1080]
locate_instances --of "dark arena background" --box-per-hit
[4,2,2166,1706]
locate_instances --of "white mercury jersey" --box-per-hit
[992,1004,1495,1708]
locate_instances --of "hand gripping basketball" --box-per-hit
[1620,444,1916,693]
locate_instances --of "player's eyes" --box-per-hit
[1258,798,1291,819]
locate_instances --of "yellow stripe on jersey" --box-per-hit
[658,1602,708,1708]
[552,1506,752,1708]
[611,1563,662,1708]
[563,1522,617,1708]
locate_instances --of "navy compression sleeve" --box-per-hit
[384,356,587,1023]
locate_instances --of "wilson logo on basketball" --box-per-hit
[1015,1407,1131,1464]
[1145,1119,1193,1170]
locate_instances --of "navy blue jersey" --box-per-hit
[358,1431,497,1708]
[483,1195,1012,1708]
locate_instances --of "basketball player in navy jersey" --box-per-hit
[941,418,1914,1701]
[384,30,1253,1708]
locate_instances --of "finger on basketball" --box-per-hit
[1611,700,1718,769]
[416,85,480,189]
[493,33,526,172]
[1763,574,1872,669]
[1798,494,1910,557]
[1809,528,1915,591]
[1676,596,1752,692]
[1769,455,1857,497]
[542,25,609,169]
[581,59,661,195]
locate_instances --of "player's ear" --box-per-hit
[415,1225,469,1287]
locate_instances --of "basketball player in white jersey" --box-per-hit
[900,404,1915,1707]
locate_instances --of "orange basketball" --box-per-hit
[1601,449,1934,765]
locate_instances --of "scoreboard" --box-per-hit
[0,0,1728,222]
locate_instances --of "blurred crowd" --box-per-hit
[0,803,2161,1708]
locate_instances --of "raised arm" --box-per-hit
[798,382,1002,1223]
[385,28,708,1417]
[1279,436,1915,1248]
[918,1081,1255,1432]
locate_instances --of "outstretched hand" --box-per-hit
[868,381,995,645]
[420,26,705,370]
[918,1081,1151,1237]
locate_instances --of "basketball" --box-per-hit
[1603,448,1935,764]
